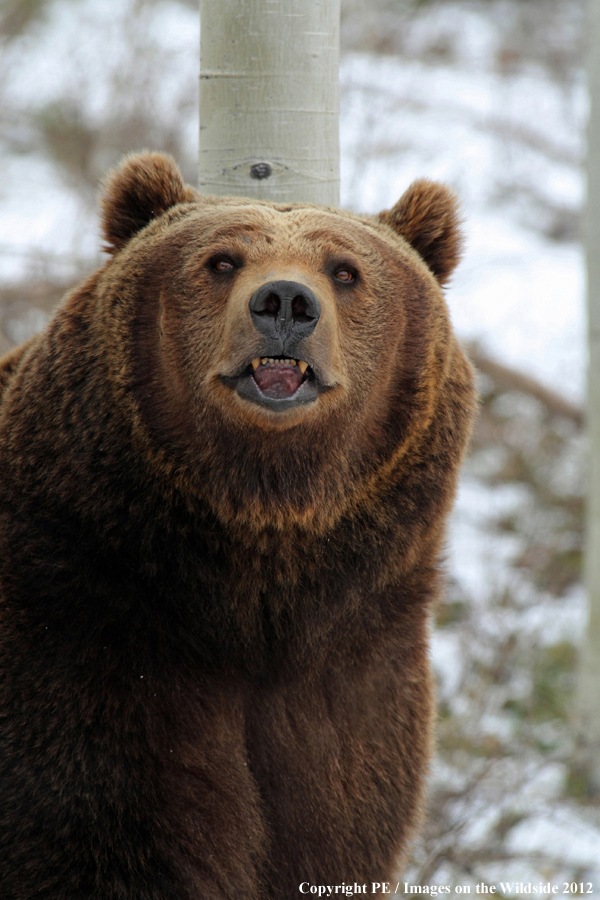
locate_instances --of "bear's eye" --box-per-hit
[333,267,356,284]
[211,256,236,273]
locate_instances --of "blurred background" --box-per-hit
[0,0,597,889]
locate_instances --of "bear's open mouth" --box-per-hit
[221,355,322,412]
[250,357,308,400]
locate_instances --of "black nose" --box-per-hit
[249,280,321,344]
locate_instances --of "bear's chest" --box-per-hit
[155,656,431,893]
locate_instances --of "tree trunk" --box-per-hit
[198,0,340,205]
[576,0,600,792]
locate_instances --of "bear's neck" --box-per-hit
[0,425,438,667]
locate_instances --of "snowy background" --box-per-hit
[1,0,597,890]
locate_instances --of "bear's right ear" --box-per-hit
[377,180,463,286]
[100,152,198,254]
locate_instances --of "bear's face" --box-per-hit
[134,204,426,431]
[98,153,466,528]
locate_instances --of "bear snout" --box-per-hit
[249,279,321,348]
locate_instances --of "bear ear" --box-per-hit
[100,152,198,253]
[378,180,463,286]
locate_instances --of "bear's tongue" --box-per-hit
[253,363,304,400]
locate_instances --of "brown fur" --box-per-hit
[0,153,476,899]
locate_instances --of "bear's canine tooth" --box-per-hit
[251,358,260,371]
[298,360,308,375]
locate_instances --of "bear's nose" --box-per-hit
[249,280,321,344]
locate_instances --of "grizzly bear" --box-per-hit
[0,152,475,899]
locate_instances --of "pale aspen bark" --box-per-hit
[576,0,600,790]
[199,0,340,205]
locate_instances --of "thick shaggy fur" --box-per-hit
[0,153,476,899]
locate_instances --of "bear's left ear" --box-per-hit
[100,151,198,254]
[378,180,463,286]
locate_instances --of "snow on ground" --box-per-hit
[0,0,199,284]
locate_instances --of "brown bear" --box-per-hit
[0,152,476,899]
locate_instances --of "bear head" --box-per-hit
[96,152,471,532]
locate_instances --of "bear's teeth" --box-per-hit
[253,357,305,370]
